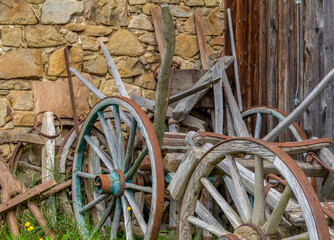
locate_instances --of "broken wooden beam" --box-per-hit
[172,57,233,122]
[0,179,56,215]
[131,94,205,131]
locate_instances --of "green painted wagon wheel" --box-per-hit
[178,138,329,240]
[72,96,164,240]
[240,106,307,141]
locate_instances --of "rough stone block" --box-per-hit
[84,0,127,26]
[174,34,199,58]
[133,72,156,90]
[13,111,35,126]
[48,44,83,76]
[41,0,84,24]
[0,49,43,79]
[7,91,34,111]
[1,28,22,47]
[106,29,145,57]
[0,0,37,24]
[25,25,67,47]
[0,99,13,127]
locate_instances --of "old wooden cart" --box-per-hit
[66,39,334,239]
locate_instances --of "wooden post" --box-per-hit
[194,10,210,70]
[153,4,176,146]
[41,112,57,223]
[212,65,223,134]
[151,6,166,58]
[227,8,243,110]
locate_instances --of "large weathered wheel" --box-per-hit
[178,138,329,240]
[240,106,307,141]
[72,96,164,239]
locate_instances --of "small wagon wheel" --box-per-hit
[240,106,307,141]
[178,138,329,240]
[72,96,164,240]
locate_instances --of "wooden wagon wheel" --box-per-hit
[178,138,330,240]
[72,96,164,240]
[240,106,307,141]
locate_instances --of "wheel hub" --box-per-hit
[94,169,125,197]
[219,224,267,240]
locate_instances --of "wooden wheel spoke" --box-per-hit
[89,197,115,237]
[187,216,228,237]
[226,154,253,223]
[97,111,119,169]
[200,177,242,229]
[75,171,96,180]
[252,155,265,225]
[124,190,147,234]
[84,135,114,171]
[124,146,148,181]
[121,196,133,240]
[254,112,262,138]
[123,119,137,172]
[111,198,122,239]
[262,185,293,235]
[282,232,309,240]
[125,183,152,193]
[79,194,109,214]
[195,200,230,235]
[113,105,125,167]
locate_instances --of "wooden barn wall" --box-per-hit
[225,0,334,140]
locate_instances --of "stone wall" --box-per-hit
[0,0,225,158]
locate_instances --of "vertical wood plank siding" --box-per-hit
[225,0,334,141]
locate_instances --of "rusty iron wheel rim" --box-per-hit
[33,111,63,139]
[240,106,307,141]
[72,96,164,240]
[178,137,329,240]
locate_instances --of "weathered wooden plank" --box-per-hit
[0,132,46,145]
[222,69,250,137]
[227,8,242,110]
[151,6,165,58]
[212,65,223,134]
[167,147,206,200]
[168,76,220,105]
[194,10,210,70]
[172,57,233,122]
